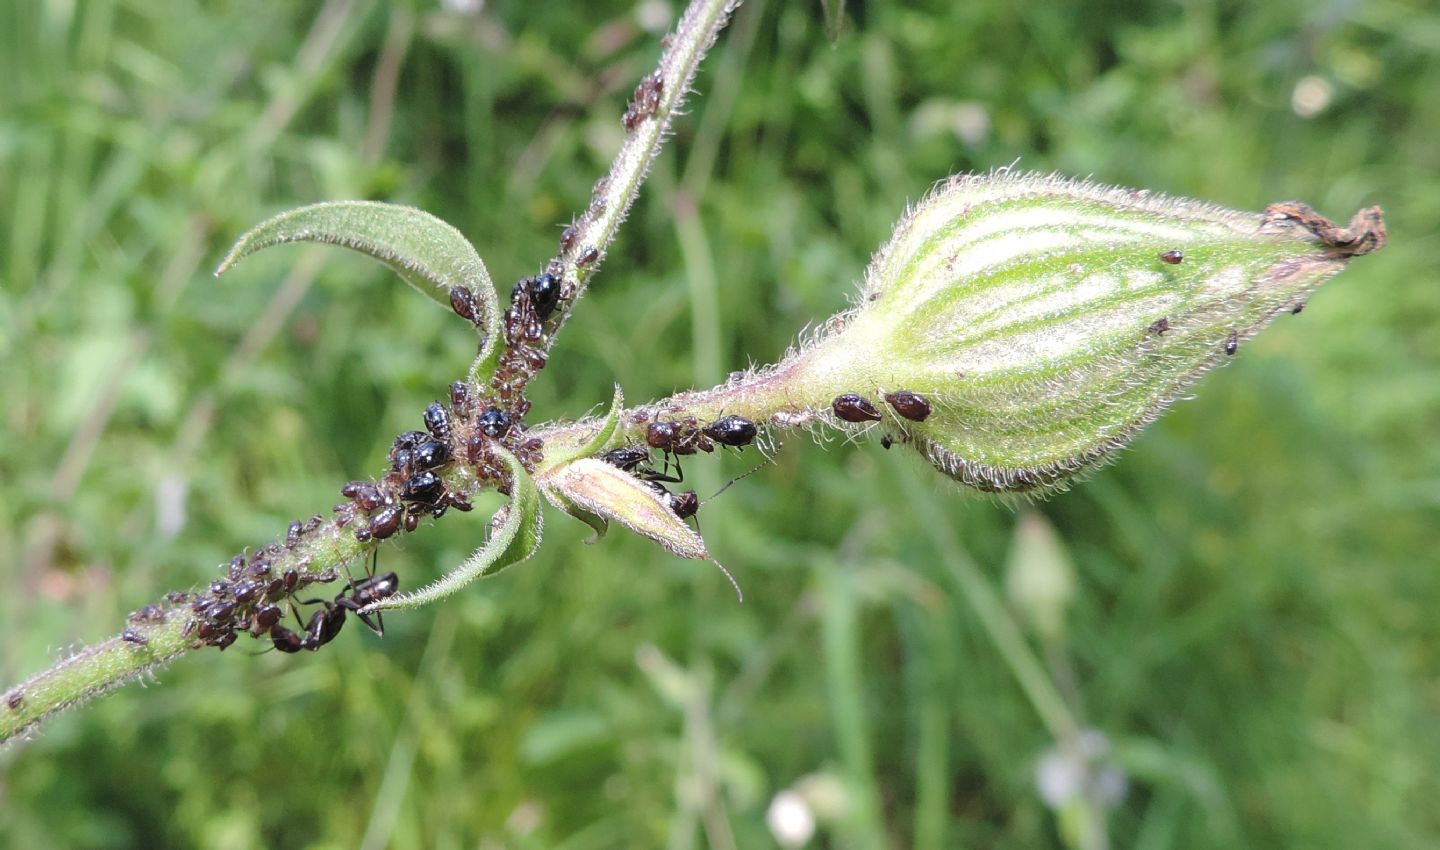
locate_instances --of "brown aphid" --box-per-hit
[832,394,882,423]
[1148,317,1170,335]
[450,285,479,323]
[559,224,578,255]
[369,504,403,540]
[121,628,148,647]
[884,390,932,422]
[1159,249,1184,265]
[6,690,23,710]
[577,247,600,268]
[1225,330,1239,356]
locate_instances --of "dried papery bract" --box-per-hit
[768,170,1386,494]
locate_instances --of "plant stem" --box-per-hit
[2,0,750,749]
[502,0,743,400]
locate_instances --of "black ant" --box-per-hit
[270,572,399,653]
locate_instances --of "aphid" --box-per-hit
[232,580,262,604]
[165,591,189,604]
[121,628,148,646]
[369,504,403,540]
[880,434,894,450]
[883,391,932,422]
[286,520,302,546]
[248,558,273,579]
[450,285,479,323]
[207,601,237,622]
[254,604,282,630]
[450,381,472,417]
[227,555,246,579]
[209,580,231,598]
[1159,249,1184,265]
[213,631,237,651]
[832,394,882,423]
[577,247,600,268]
[402,472,444,505]
[128,605,165,624]
[667,490,699,520]
[1291,302,1305,315]
[477,407,510,439]
[1148,317,1171,335]
[5,690,22,710]
[342,481,385,512]
[702,415,757,448]
[1225,331,1239,356]
[423,402,451,441]
[645,421,680,450]
[413,439,451,471]
[528,272,561,321]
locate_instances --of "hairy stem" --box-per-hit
[493,0,743,401]
[2,0,746,750]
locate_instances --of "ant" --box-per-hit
[270,571,399,653]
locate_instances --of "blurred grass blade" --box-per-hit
[215,200,501,356]
[368,447,541,612]
[820,0,846,41]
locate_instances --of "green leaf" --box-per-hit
[216,200,501,364]
[536,385,626,474]
[367,448,541,612]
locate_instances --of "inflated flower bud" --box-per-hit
[783,170,1386,493]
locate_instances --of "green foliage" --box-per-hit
[1,1,1435,849]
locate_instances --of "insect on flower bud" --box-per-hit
[783,169,1386,494]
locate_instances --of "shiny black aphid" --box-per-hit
[702,415,757,447]
[413,439,451,471]
[527,272,561,320]
[883,390,932,422]
[402,471,444,505]
[423,402,451,440]
[832,394,882,423]
[1159,249,1184,265]
[477,407,510,439]
[121,628,148,646]
[1225,331,1239,356]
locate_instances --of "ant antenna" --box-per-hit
[710,559,744,603]
[700,457,772,506]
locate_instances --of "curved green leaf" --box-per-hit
[537,385,626,474]
[216,201,501,364]
[367,448,541,612]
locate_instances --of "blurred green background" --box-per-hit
[1,0,1436,847]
